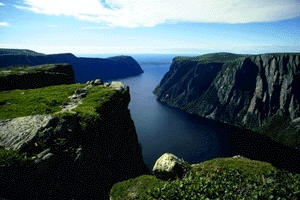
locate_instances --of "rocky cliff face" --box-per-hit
[154,53,300,148]
[0,48,144,82]
[0,63,74,90]
[0,81,149,199]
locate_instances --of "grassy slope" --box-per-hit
[110,157,300,199]
[0,83,116,167]
[0,84,79,119]
[0,83,115,120]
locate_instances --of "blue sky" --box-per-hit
[0,0,300,55]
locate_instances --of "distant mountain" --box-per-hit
[0,48,45,56]
[0,49,144,83]
[0,63,74,90]
[154,52,300,148]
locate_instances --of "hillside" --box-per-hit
[154,52,300,148]
[0,48,144,83]
[110,156,300,199]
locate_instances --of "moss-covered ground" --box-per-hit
[0,83,116,167]
[110,157,300,199]
[0,83,115,120]
[0,148,32,166]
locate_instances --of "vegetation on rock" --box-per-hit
[154,52,300,149]
[0,81,149,199]
[110,157,300,199]
[0,148,32,166]
[0,84,80,119]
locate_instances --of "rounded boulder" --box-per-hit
[152,153,185,181]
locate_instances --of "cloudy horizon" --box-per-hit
[1,0,299,54]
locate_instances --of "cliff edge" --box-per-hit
[154,53,300,148]
[0,80,148,199]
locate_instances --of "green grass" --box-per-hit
[110,157,300,199]
[0,83,117,163]
[0,84,115,120]
[0,84,79,119]
[0,148,32,166]
[254,114,300,148]
[0,64,60,77]
[110,175,165,200]
[174,52,248,64]
[68,85,116,129]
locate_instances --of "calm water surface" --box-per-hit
[115,55,234,168]
[106,54,300,173]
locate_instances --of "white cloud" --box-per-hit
[0,22,9,26]
[0,2,4,6]
[15,0,300,27]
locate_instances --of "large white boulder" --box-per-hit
[152,153,185,180]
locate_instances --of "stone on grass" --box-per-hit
[152,153,185,181]
[109,81,129,94]
[74,88,88,98]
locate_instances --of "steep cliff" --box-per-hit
[0,81,149,199]
[0,63,74,90]
[0,48,144,83]
[154,53,300,148]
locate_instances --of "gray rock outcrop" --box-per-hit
[86,79,104,86]
[154,53,300,148]
[0,115,66,151]
[109,81,130,95]
[0,81,149,200]
[153,153,185,180]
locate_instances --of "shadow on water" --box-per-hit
[117,58,300,174]
[186,110,300,174]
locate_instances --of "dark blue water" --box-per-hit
[113,55,233,168]
[108,54,300,173]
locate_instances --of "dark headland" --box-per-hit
[0,48,144,83]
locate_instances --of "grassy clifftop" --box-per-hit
[0,83,115,120]
[110,157,300,199]
[0,81,149,199]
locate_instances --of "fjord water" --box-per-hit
[113,55,234,168]
[105,54,300,173]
